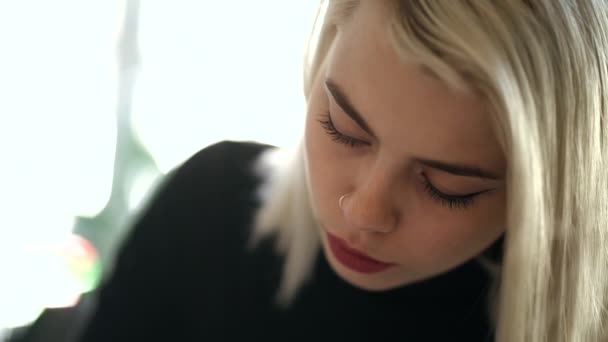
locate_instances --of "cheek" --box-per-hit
[395,195,506,270]
[430,214,503,254]
[304,115,351,220]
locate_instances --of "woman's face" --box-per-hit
[304,1,506,291]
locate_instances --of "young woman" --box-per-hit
[77,1,608,341]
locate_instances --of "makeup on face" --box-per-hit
[303,0,507,291]
[326,231,396,274]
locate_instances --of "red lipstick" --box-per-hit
[326,232,395,274]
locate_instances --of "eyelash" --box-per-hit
[318,112,477,210]
[420,175,476,210]
[317,113,368,148]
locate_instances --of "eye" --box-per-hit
[318,112,369,148]
[420,173,483,210]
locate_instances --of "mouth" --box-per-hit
[325,231,395,274]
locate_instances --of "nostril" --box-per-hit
[343,201,398,234]
[339,182,399,233]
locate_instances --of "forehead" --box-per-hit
[325,1,505,172]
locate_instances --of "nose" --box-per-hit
[339,169,399,234]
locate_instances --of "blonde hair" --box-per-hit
[252,1,608,341]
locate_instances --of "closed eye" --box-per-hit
[420,174,482,210]
[318,112,370,148]
[319,111,491,211]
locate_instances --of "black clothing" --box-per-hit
[77,141,494,341]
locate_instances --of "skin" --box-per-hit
[304,1,507,291]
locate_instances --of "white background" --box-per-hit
[0,0,318,330]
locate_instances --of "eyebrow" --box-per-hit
[325,78,376,138]
[324,78,501,181]
[414,158,501,180]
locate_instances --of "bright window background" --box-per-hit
[0,0,317,333]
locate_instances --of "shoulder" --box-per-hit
[149,140,276,211]
[183,140,274,172]
[158,141,284,315]
[116,139,277,262]
[168,140,275,189]
[149,140,277,246]
[101,139,278,289]
[76,140,278,341]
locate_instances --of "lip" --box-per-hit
[326,232,395,274]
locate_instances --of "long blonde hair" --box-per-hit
[252,1,608,340]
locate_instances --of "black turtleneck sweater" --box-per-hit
[76,140,495,342]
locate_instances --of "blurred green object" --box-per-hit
[72,0,162,280]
